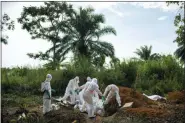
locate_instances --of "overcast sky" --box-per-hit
[1,1,181,68]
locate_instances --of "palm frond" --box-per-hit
[174,44,185,61]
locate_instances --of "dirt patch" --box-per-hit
[104,87,156,116]
[44,106,87,123]
[167,91,185,104]
[103,104,185,123]
[118,87,156,107]
[125,107,168,118]
[2,106,42,123]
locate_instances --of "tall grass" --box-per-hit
[1,55,184,96]
[135,55,184,95]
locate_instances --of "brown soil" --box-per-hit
[44,107,87,123]
[125,107,168,118]
[2,87,185,123]
[104,87,157,116]
[167,91,185,104]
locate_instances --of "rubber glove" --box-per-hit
[114,92,117,96]
[102,96,105,102]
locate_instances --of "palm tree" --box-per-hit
[56,7,116,63]
[174,44,185,62]
[134,45,161,61]
[110,56,120,68]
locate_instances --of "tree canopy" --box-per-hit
[1,13,15,45]
[18,2,74,70]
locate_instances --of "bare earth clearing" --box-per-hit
[2,87,185,123]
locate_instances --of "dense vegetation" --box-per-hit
[2,54,184,97]
[1,1,184,104]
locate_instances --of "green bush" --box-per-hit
[135,55,184,95]
[1,55,184,97]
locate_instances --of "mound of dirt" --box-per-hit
[104,106,185,123]
[167,91,185,104]
[104,87,156,116]
[125,107,168,118]
[119,87,156,107]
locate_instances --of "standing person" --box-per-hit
[41,74,53,115]
[83,78,103,118]
[61,76,80,105]
[103,84,121,107]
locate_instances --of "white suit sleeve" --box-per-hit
[95,86,103,96]
[94,91,99,99]
[78,84,85,90]
[68,80,73,89]
[44,82,51,97]
[41,82,45,92]
[44,82,51,90]
[103,85,110,97]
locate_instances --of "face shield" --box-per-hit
[46,74,52,82]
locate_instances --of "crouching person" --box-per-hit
[83,78,103,118]
[103,84,121,107]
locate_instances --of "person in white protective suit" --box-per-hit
[74,76,80,101]
[83,78,103,118]
[41,74,53,115]
[75,77,94,112]
[78,77,92,105]
[61,76,80,105]
[103,84,121,107]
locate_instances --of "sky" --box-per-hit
[1,1,182,68]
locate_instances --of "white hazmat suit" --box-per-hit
[103,84,121,107]
[83,78,103,118]
[78,77,91,104]
[78,77,93,112]
[62,76,80,105]
[41,74,52,114]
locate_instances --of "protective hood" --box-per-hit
[75,76,80,84]
[87,77,91,82]
[92,78,98,84]
[45,74,52,82]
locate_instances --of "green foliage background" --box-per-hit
[2,55,184,97]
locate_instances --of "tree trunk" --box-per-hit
[53,42,56,70]
[183,1,185,111]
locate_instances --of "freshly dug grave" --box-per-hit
[103,87,185,123]
[118,87,156,107]
[102,105,185,123]
[125,107,168,118]
[167,90,185,104]
[104,87,156,116]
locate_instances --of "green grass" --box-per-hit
[1,55,184,97]
[2,93,42,108]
